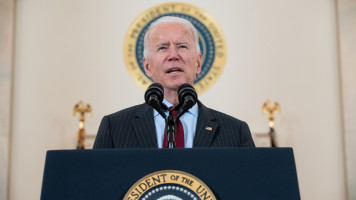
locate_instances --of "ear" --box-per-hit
[143,57,153,78]
[195,54,202,75]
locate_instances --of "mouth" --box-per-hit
[166,68,183,74]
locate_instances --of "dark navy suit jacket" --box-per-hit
[93,101,255,148]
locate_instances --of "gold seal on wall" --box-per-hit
[124,170,216,200]
[123,2,227,94]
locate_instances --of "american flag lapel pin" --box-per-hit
[205,126,213,131]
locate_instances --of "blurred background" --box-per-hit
[0,0,355,199]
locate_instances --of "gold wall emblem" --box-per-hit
[124,170,216,200]
[123,2,227,94]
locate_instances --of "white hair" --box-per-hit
[143,16,200,58]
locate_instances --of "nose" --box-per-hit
[167,46,179,61]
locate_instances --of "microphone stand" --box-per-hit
[165,106,183,148]
[155,102,175,148]
[163,101,193,148]
[166,112,175,148]
[151,102,174,148]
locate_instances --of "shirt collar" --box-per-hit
[153,99,198,117]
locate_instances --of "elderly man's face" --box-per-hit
[143,22,202,92]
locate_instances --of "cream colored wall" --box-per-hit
[337,0,356,199]
[9,0,346,200]
[0,1,14,200]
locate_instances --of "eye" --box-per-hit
[158,46,167,51]
[178,45,188,49]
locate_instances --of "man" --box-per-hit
[93,16,255,148]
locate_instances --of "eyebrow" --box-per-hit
[175,42,188,45]
[155,42,188,47]
[153,41,190,51]
[156,42,169,47]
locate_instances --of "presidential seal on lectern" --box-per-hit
[124,170,216,200]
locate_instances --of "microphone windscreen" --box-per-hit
[145,83,164,103]
[178,84,197,104]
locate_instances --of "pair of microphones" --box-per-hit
[144,83,197,148]
[144,83,198,120]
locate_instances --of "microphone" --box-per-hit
[144,83,168,118]
[176,84,197,119]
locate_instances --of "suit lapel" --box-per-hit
[132,103,158,148]
[193,101,219,147]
